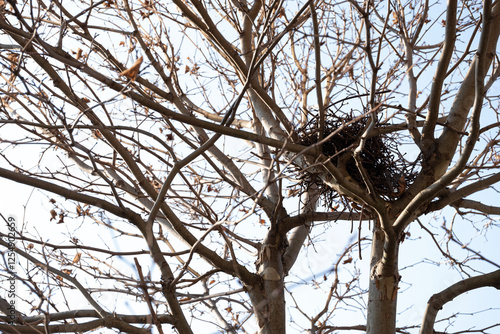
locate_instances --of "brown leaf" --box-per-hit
[50,209,57,221]
[72,253,82,264]
[75,48,83,60]
[92,129,103,139]
[277,7,285,18]
[7,53,19,70]
[120,56,143,81]
[392,12,399,25]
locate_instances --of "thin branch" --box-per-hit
[0,238,106,317]
[134,258,165,334]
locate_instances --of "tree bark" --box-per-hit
[366,221,400,334]
[250,226,287,334]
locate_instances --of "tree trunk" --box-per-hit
[366,221,400,334]
[249,226,287,334]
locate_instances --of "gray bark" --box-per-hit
[366,221,399,334]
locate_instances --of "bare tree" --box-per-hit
[1,0,500,333]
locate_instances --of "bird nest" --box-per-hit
[295,110,419,209]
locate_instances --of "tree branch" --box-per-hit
[420,269,500,334]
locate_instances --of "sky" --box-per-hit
[1,1,500,333]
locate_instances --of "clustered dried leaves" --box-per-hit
[295,110,420,209]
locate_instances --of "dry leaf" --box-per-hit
[76,48,83,60]
[277,7,285,18]
[120,56,143,81]
[92,129,103,139]
[392,12,399,25]
[7,53,19,70]
[72,253,82,264]
[50,209,57,221]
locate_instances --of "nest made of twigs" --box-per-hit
[294,110,419,208]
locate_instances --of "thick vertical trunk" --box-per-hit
[366,222,400,334]
[248,283,286,334]
[249,227,287,334]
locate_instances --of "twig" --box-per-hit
[134,258,164,334]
